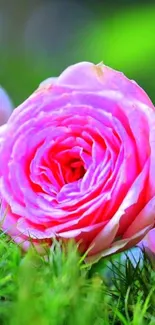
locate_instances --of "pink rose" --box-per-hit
[0,62,155,263]
[139,228,155,254]
[0,87,13,148]
[0,87,13,125]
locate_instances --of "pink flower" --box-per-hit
[139,228,155,254]
[0,87,13,125]
[0,62,155,262]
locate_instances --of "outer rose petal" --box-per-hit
[123,196,155,238]
[0,87,13,125]
[39,77,57,88]
[0,124,8,142]
[86,226,152,263]
[54,62,154,108]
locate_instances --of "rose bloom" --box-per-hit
[0,62,155,263]
[139,228,155,254]
[0,86,13,145]
[0,87,13,126]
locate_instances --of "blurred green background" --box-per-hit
[0,0,155,106]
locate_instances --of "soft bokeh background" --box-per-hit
[0,0,155,106]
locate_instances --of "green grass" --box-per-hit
[0,232,155,325]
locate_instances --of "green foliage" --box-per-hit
[0,233,155,325]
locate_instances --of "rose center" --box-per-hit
[61,158,86,183]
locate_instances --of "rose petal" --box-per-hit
[86,225,152,263]
[39,77,57,88]
[87,160,149,255]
